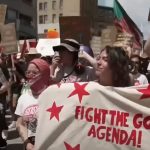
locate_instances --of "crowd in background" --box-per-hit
[0,36,150,149]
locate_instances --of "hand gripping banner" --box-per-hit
[35,82,150,150]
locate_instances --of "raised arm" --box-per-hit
[144,36,150,57]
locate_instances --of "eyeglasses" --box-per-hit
[25,70,40,77]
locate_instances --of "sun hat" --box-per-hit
[53,39,80,52]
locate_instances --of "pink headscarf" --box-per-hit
[28,58,50,96]
[30,58,50,85]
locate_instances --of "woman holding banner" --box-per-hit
[95,46,131,87]
[15,58,51,150]
[80,46,132,87]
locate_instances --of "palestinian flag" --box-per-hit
[113,0,143,48]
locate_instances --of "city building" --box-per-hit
[37,0,97,38]
[0,0,37,39]
[37,0,63,24]
[37,0,116,54]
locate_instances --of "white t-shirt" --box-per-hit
[133,73,148,86]
[15,92,38,137]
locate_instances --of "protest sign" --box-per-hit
[35,82,150,150]
[0,23,18,54]
[59,16,91,45]
[36,38,60,56]
[0,4,7,25]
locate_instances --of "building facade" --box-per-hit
[37,0,63,24]
[37,0,97,24]
[37,0,98,39]
[0,0,37,39]
[37,0,116,54]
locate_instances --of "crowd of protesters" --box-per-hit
[0,36,150,149]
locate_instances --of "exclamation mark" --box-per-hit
[137,131,142,148]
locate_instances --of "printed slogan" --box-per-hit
[75,106,150,148]
[35,82,150,150]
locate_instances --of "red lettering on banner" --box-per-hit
[106,127,111,142]
[88,125,142,148]
[119,129,128,145]
[75,106,144,148]
[112,128,119,144]
[143,116,150,129]
[137,131,142,148]
[100,109,108,124]
[75,106,129,127]
[133,114,150,129]
[88,125,96,137]
[126,130,136,147]
[115,111,129,127]
[85,107,93,122]
[97,126,106,139]
[133,114,143,128]
[94,108,101,124]
[75,106,80,119]
[80,106,84,119]
[109,110,116,125]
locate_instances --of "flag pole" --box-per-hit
[11,54,16,82]
[140,23,144,57]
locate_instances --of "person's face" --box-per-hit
[130,57,140,74]
[59,50,74,66]
[26,63,40,80]
[26,63,47,96]
[95,50,112,80]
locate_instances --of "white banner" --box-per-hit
[35,82,150,150]
[36,38,60,56]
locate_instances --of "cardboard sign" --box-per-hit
[35,82,150,150]
[0,23,18,54]
[0,5,7,25]
[59,16,91,45]
[36,38,60,56]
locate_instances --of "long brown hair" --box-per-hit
[101,46,131,87]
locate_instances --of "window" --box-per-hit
[59,13,63,17]
[44,15,48,23]
[59,0,63,9]
[20,14,32,25]
[39,15,43,24]
[39,15,48,24]
[23,0,33,6]
[39,3,43,10]
[44,2,47,10]
[7,9,17,20]
[52,0,56,10]
[52,14,56,23]
[98,0,113,7]
[44,29,48,33]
